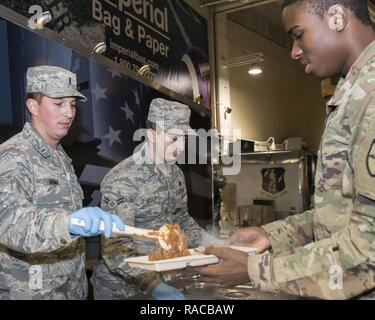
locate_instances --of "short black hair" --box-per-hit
[281,0,371,25]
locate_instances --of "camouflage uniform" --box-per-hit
[91,99,207,299]
[246,40,375,299]
[0,124,86,299]
[0,66,87,299]
[26,65,87,101]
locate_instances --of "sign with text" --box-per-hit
[0,0,210,109]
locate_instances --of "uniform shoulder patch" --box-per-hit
[367,139,375,177]
[354,118,375,200]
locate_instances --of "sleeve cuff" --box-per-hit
[262,222,292,253]
[262,220,286,233]
[247,253,279,293]
[56,213,74,245]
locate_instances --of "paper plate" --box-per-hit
[124,246,257,272]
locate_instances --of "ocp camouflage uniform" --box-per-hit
[247,40,375,299]
[91,142,206,299]
[0,123,86,299]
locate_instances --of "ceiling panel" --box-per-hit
[227,0,375,51]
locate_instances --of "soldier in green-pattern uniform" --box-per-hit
[195,0,375,299]
[0,65,124,299]
[91,98,216,300]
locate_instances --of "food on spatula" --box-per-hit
[148,224,191,261]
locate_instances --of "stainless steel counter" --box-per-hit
[160,271,297,300]
[179,282,297,300]
[128,271,298,300]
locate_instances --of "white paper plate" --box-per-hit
[124,246,257,272]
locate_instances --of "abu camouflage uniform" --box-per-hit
[0,123,86,299]
[247,40,375,299]
[91,142,205,299]
[26,65,87,101]
[91,98,208,299]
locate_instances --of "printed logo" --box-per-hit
[261,168,286,195]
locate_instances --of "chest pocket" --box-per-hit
[32,175,83,206]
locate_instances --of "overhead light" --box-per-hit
[28,11,52,29]
[138,64,151,76]
[93,42,107,54]
[248,65,263,76]
[225,53,264,75]
[36,11,52,26]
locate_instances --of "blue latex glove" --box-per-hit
[68,207,125,238]
[151,282,186,300]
